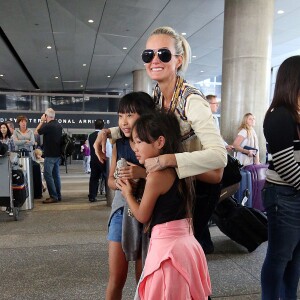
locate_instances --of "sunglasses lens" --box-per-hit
[142,50,154,63]
[158,49,172,63]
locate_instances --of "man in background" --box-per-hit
[206,94,234,151]
[88,119,110,202]
[35,108,62,203]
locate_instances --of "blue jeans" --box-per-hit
[44,157,61,200]
[261,183,300,300]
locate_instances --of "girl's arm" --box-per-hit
[233,134,256,157]
[117,171,167,223]
[107,145,119,190]
[117,161,147,180]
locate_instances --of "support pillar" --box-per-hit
[132,69,153,94]
[221,0,274,162]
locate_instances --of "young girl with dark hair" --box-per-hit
[117,111,211,300]
[261,55,300,300]
[0,122,15,151]
[105,91,156,300]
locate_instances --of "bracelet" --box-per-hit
[156,156,161,168]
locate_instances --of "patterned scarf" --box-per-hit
[153,75,204,121]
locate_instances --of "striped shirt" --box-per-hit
[263,106,300,190]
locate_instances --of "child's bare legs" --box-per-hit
[106,241,128,300]
[135,258,142,283]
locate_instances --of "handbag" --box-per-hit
[220,154,243,201]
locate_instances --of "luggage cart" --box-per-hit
[0,154,19,220]
[0,152,28,221]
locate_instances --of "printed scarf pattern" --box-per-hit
[153,75,205,121]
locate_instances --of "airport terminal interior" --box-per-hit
[1,0,300,299]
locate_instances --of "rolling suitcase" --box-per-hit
[243,164,268,211]
[234,169,252,207]
[213,197,268,252]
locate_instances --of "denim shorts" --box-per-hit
[107,208,123,242]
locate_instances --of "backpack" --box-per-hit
[61,131,75,158]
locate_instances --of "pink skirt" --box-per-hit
[138,219,211,300]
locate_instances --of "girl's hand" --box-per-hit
[247,150,256,157]
[116,179,133,198]
[118,162,146,179]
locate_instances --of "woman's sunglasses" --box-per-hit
[141,48,176,63]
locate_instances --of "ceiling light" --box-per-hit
[88,19,94,23]
[123,47,127,50]
[124,83,128,86]
[47,45,52,49]
[192,55,197,58]
[181,32,187,36]
[277,10,284,14]
[80,85,83,88]
[55,76,59,79]
[200,70,204,73]
[0,74,4,77]
[107,75,111,78]
[83,64,87,66]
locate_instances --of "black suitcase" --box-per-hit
[212,197,268,252]
[32,160,43,199]
[12,169,28,207]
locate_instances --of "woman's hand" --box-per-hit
[145,154,177,173]
[94,129,110,163]
[247,150,256,157]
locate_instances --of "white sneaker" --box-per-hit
[9,208,14,216]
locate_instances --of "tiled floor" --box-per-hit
[0,161,298,299]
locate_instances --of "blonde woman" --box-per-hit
[233,113,260,166]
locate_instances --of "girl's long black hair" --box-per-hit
[133,111,195,224]
[266,55,300,122]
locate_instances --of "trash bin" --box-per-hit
[18,150,34,210]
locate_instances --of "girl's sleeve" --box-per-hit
[175,95,227,178]
[264,108,300,189]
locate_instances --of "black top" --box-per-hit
[38,120,62,157]
[150,177,186,234]
[264,106,300,189]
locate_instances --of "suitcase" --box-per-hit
[32,160,43,199]
[12,169,28,207]
[234,169,252,207]
[243,164,268,211]
[213,197,268,252]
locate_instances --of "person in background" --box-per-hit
[6,120,15,135]
[88,119,109,202]
[94,26,227,256]
[0,122,15,152]
[232,113,260,166]
[34,148,47,193]
[117,111,211,299]
[206,94,234,151]
[13,115,35,157]
[1,122,15,216]
[261,55,300,300]
[35,108,62,204]
[81,140,91,174]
